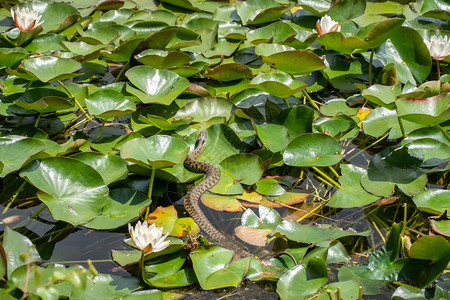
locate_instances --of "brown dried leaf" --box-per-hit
[235,225,271,246]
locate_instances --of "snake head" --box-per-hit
[198,130,207,144]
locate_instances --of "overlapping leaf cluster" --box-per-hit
[0,0,448,299]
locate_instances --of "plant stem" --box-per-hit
[57,80,91,121]
[138,251,145,277]
[368,48,375,86]
[436,59,440,79]
[35,112,42,127]
[114,61,129,83]
[437,125,450,143]
[328,166,340,179]
[2,180,26,214]
[302,90,319,111]
[16,31,24,47]
[29,205,46,219]
[95,120,106,139]
[397,116,406,138]
[311,166,342,188]
[347,131,390,161]
[148,168,156,199]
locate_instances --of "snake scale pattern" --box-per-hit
[184,130,250,257]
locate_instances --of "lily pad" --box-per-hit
[146,205,199,237]
[412,189,450,214]
[327,164,380,208]
[284,133,343,166]
[125,66,190,105]
[120,135,189,169]
[135,49,191,69]
[85,89,136,120]
[173,97,233,123]
[235,0,289,25]
[0,136,46,177]
[11,56,82,83]
[20,157,109,225]
[255,44,326,75]
[250,72,306,98]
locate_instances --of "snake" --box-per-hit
[184,130,251,258]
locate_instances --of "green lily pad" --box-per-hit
[255,123,290,152]
[255,44,326,75]
[250,72,306,98]
[125,66,190,105]
[277,258,328,300]
[255,178,286,196]
[368,146,424,184]
[173,97,233,123]
[71,152,128,185]
[71,274,140,300]
[0,136,46,177]
[412,189,450,214]
[235,0,289,25]
[61,41,111,56]
[20,157,109,225]
[360,173,395,198]
[14,88,74,113]
[247,21,297,45]
[283,133,343,166]
[362,107,422,139]
[12,56,82,83]
[190,245,248,290]
[135,49,191,69]
[327,164,380,208]
[84,189,151,230]
[3,227,41,277]
[0,48,29,68]
[85,89,136,120]
[274,105,314,140]
[219,154,264,185]
[316,18,404,54]
[319,98,359,116]
[143,251,196,288]
[314,115,358,141]
[120,135,189,169]
[275,220,371,244]
[206,63,253,82]
[362,84,401,109]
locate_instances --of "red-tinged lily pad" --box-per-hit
[235,226,271,246]
[201,193,243,212]
[250,72,306,98]
[396,93,450,125]
[146,205,199,237]
[120,135,189,169]
[283,133,343,167]
[260,191,309,208]
[255,44,326,75]
[125,65,190,105]
[316,18,404,54]
[429,211,450,238]
[206,63,253,82]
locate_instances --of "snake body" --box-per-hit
[184,130,250,257]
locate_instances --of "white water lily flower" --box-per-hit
[316,15,340,36]
[11,6,44,32]
[424,35,450,60]
[128,221,170,253]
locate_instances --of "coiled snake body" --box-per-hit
[185,131,250,257]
